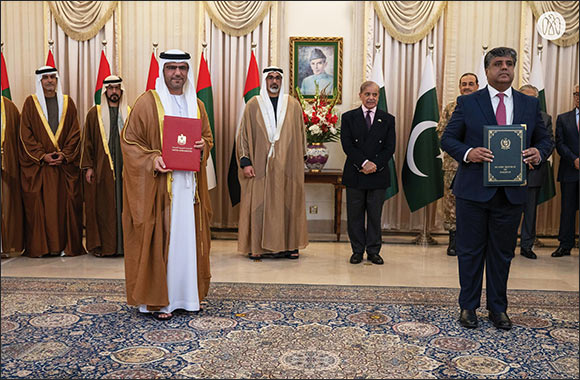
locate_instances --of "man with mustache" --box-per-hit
[237,66,308,260]
[121,50,213,321]
[19,66,85,257]
[81,75,129,257]
[436,73,479,256]
[441,47,552,330]
[341,81,396,265]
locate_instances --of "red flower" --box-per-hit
[303,112,309,124]
[311,115,320,124]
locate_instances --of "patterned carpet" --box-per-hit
[1,278,578,379]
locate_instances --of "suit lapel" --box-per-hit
[512,89,525,124]
[475,87,497,125]
[569,110,579,138]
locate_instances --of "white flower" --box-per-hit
[330,127,337,134]
[309,125,322,135]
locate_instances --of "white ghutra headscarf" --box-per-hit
[35,66,64,123]
[257,66,289,159]
[155,49,198,118]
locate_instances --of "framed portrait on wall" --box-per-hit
[290,36,343,104]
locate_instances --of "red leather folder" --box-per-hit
[162,115,202,171]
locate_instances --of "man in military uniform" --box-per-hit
[436,72,479,256]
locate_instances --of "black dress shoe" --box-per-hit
[447,230,456,256]
[459,309,478,328]
[367,254,384,265]
[520,248,537,259]
[349,253,363,264]
[489,311,512,330]
[551,246,571,257]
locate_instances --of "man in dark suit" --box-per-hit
[518,84,554,259]
[441,47,553,330]
[552,84,579,257]
[341,81,396,265]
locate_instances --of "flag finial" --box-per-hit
[428,43,434,56]
[482,44,488,55]
[375,42,381,51]
[537,43,543,62]
[48,39,54,51]
[152,42,158,57]
[251,42,257,51]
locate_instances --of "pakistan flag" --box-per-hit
[402,57,444,212]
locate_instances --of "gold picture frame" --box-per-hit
[289,36,343,104]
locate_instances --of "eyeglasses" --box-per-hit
[574,92,579,96]
[165,65,188,71]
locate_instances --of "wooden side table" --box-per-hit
[304,169,345,242]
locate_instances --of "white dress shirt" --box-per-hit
[464,86,514,162]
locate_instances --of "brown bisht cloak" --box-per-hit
[80,105,127,256]
[19,94,85,257]
[1,96,25,256]
[236,95,308,255]
[121,90,213,309]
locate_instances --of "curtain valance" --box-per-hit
[204,1,272,37]
[372,1,446,44]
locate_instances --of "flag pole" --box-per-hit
[0,41,3,254]
[49,39,54,53]
[413,43,438,246]
[153,42,158,58]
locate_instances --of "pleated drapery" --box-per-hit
[46,1,118,42]
[204,1,272,37]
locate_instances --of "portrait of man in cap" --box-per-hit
[299,46,334,96]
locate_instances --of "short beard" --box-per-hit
[268,85,280,94]
[106,94,120,103]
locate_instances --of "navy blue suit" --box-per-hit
[555,109,579,250]
[341,107,396,256]
[441,87,552,313]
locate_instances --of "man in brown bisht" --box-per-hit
[1,96,25,258]
[81,75,128,257]
[236,66,308,260]
[121,49,213,321]
[19,66,85,257]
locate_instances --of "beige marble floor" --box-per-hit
[2,238,578,291]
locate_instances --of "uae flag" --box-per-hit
[1,52,11,99]
[529,57,556,204]
[94,50,111,105]
[46,49,56,68]
[227,50,260,206]
[401,56,444,212]
[370,48,398,200]
[196,52,217,190]
[146,52,159,91]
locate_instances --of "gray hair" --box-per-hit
[519,84,539,97]
[484,47,517,69]
[359,81,378,94]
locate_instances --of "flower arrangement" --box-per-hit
[296,83,341,144]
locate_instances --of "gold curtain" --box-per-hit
[46,1,118,41]
[528,1,579,47]
[204,1,272,37]
[372,1,446,44]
